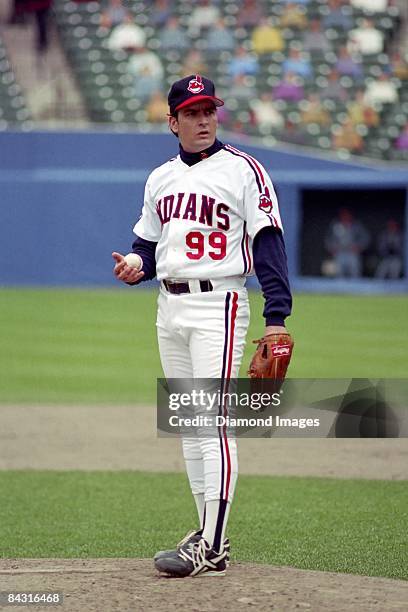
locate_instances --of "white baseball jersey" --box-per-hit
[134,144,283,281]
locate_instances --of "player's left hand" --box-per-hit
[264,325,287,336]
[112,251,145,285]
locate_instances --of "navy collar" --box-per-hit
[179,138,223,166]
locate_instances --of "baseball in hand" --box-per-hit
[124,253,143,271]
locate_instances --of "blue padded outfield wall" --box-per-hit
[1,130,407,292]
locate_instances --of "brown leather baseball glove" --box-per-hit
[248,333,294,380]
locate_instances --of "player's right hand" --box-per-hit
[112,251,145,285]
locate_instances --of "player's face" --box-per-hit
[170,102,218,152]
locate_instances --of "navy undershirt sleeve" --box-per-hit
[253,226,292,326]
[127,236,157,284]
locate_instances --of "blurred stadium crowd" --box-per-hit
[1,0,408,161]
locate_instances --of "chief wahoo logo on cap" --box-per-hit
[187,75,205,95]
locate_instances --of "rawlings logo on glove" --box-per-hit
[272,345,291,356]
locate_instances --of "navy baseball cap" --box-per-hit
[168,74,224,115]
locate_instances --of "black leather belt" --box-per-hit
[163,280,213,294]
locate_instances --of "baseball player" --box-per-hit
[112,74,292,577]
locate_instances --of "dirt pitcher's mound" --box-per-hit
[0,559,406,612]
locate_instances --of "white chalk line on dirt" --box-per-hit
[0,568,125,575]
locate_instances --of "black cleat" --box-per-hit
[155,537,227,577]
[154,529,230,566]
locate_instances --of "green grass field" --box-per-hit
[1,288,407,404]
[0,288,407,580]
[0,471,406,579]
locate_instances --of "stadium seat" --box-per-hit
[0,36,31,127]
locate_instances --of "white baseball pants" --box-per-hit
[157,283,250,503]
